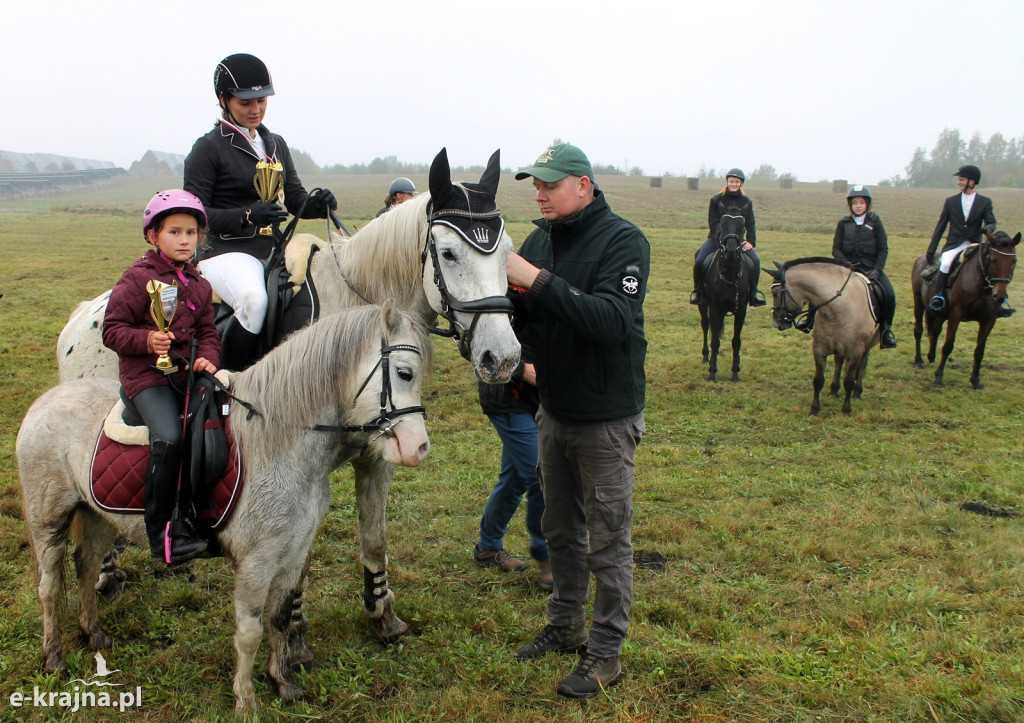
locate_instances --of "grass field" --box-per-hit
[1,175,1022,721]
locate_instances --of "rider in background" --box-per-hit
[690,168,766,306]
[376,177,417,217]
[102,190,220,566]
[831,185,898,349]
[183,53,338,368]
[925,165,1005,315]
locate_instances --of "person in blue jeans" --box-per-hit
[473,345,551,590]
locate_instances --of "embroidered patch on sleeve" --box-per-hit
[621,265,642,297]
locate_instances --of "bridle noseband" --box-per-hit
[982,239,1016,289]
[422,203,514,361]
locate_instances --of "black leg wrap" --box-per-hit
[363,567,390,618]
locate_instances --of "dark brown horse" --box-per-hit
[698,211,753,382]
[912,230,1020,389]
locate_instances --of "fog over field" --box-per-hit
[3,0,1023,184]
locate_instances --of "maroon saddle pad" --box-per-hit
[90,420,244,531]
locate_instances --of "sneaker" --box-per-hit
[556,653,622,698]
[514,622,587,659]
[537,559,553,590]
[473,545,525,571]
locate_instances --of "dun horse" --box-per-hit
[55,149,519,640]
[18,305,431,710]
[698,211,754,382]
[911,230,1019,389]
[766,258,878,416]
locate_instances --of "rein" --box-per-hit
[982,240,1016,287]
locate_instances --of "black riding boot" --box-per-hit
[690,267,703,305]
[997,298,1016,318]
[144,440,207,565]
[219,317,261,372]
[929,272,948,312]
[748,276,766,306]
[880,300,897,348]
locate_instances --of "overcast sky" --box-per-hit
[4,0,1022,184]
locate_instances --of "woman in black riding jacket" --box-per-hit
[831,185,897,349]
[183,53,337,368]
[690,168,765,306]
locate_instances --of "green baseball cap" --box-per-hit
[515,143,595,182]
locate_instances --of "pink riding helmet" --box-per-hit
[142,189,208,238]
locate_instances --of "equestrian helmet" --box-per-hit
[725,168,746,182]
[143,189,207,238]
[389,177,416,195]
[847,185,872,202]
[953,164,981,184]
[214,53,275,100]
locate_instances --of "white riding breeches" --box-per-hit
[939,241,970,274]
[198,253,268,333]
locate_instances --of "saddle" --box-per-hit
[921,243,979,283]
[92,372,244,549]
[214,234,325,369]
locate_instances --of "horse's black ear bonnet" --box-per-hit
[428,148,505,254]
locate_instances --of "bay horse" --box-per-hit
[766,258,878,416]
[911,229,1019,389]
[18,304,431,711]
[54,148,520,640]
[698,211,752,382]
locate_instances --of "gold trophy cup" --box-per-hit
[146,280,179,374]
[253,160,285,235]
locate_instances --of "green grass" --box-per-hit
[1,178,1023,721]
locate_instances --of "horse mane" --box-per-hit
[327,193,434,307]
[782,256,846,271]
[231,305,431,451]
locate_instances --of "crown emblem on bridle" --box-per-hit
[473,228,490,243]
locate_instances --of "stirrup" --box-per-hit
[997,302,1015,318]
[929,295,945,312]
[749,291,766,306]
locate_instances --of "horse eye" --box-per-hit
[396,367,414,382]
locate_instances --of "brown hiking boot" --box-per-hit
[514,622,587,659]
[473,545,525,571]
[557,653,622,698]
[537,559,553,590]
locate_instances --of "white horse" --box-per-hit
[19,304,431,711]
[58,147,520,385]
[55,148,520,638]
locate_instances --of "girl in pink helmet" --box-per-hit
[102,190,220,566]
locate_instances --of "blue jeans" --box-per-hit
[478,412,547,561]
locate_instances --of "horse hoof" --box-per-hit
[972,382,983,390]
[42,653,69,678]
[705,374,716,382]
[289,648,316,673]
[81,629,112,651]
[929,381,944,390]
[277,680,305,704]
[730,374,740,383]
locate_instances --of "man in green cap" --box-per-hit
[506,143,649,699]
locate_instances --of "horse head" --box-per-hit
[765,262,800,331]
[424,148,521,383]
[348,305,432,468]
[716,210,745,274]
[982,230,1020,305]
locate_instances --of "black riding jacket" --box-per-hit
[708,190,756,245]
[832,212,888,274]
[184,122,315,262]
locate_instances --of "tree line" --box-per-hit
[892,128,1024,188]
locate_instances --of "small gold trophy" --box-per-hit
[146,280,178,374]
[253,160,285,235]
